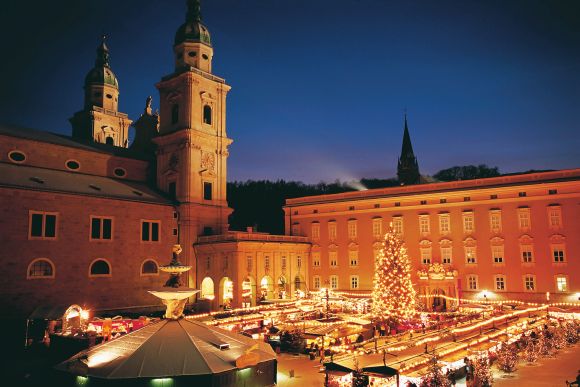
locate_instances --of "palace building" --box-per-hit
[0,0,308,320]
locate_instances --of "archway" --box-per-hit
[294,274,306,298]
[277,275,288,299]
[260,275,274,301]
[242,276,255,307]
[219,277,234,309]
[431,288,446,312]
[200,277,215,300]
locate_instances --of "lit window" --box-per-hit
[311,222,320,240]
[392,217,404,235]
[548,206,562,228]
[439,214,450,234]
[312,253,320,267]
[90,216,113,240]
[441,247,452,264]
[518,208,531,230]
[489,210,501,232]
[29,211,58,239]
[419,215,430,234]
[329,251,338,268]
[349,250,358,267]
[463,212,474,233]
[492,245,504,264]
[328,222,337,241]
[330,275,338,289]
[420,248,431,265]
[372,218,382,239]
[524,275,535,291]
[27,259,54,279]
[141,220,160,242]
[350,275,359,290]
[495,275,506,291]
[347,219,357,239]
[467,275,478,290]
[141,260,158,275]
[465,246,477,264]
[313,276,321,289]
[556,276,568,292]
[89,259,111,277]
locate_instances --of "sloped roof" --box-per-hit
[56,318,276,379]
[0,163,171,205]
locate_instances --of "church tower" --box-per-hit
[397,114,421,185]
[70,37,132,147]
[154,0,233,283]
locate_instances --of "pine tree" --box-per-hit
[371,226,416,322]
[496,342,518,372]
[419,356,451,387]
[473,354,493,387]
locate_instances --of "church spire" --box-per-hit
[95,34,110,68]
[187,0,202,22]
[397,113,421,185]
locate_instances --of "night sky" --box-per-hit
[1,0,578,183]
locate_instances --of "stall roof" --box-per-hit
[56,318,276,379]
[325,359,398,376]
[28,305,80,320]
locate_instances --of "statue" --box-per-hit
[145,96,152,115]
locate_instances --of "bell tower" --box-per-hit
[154,0,232,282]
[70,36,132,147]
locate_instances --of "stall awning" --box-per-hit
[28,305,79,320]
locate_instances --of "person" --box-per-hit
[567,370,580,386]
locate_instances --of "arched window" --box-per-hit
[171,104,179,124]
[141,259,158,275]
[201,277,215,299]
[27,259,55,279]
[203,105,212,125]
[105,137,114,146]
[89,259,111,277]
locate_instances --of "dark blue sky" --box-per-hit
[1,0,578,183]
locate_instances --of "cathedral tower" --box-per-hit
[154,0,233,283]
[397,114,421,185]
[70,37,132,147]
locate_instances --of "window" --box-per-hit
[372,218,382,239]
[441,247,452,264]
[281,256,287,270]
[311,222,320,240]
[490,194,498,199]
[313,209,319,213]
[350,275,359,290]
[29,211,57,239]
[548,206,562,229]
[489,210,501,233]
[374,204,380,208]
[347,219,357,239]
[89,259,111,277]
[548,189,557,195]
[168,182,177,200]
[495,275,506,291]
[330,275,338,289]
[518,208,531,230]
[203,182,213,200]
[328,222,337,241]
[394,202,401,207]
[420,200,427,205]
[291,223,301,235]
[439,214,450,234]
[246,256,252,272]
[462,212,474,233]
[524,275,535,291]
[555,276,568,292]
[519,191,527,197]
[440,198,447,204]
[419,215,430,234]
[141,260,158,275]
[420,248,431,265]
[467,275,478,290]
[8,150,26,163]
[465,246,477,264]
[312,252,320,267]
[313,276,321,289]
[492,245,504,264]
[329,251,338,268]
[522,248,533,263]
[113,168,126,177]
[141,220,160,242]
[348,206,355,211]
[553,247,565,263]
[264,256,271,271]
[464,197,471,202]
[297,256,302,268]
[27,259,54,279]
[203,105,212,125]
[392,217,403,235]
[65,160,80,170]
[349,250,358,267]
[171,104,179,124]
[90,216,113,240]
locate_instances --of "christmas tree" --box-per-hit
[523,340,538,363]
[496,342,518,372]
[371,225,416,322]
[473,354,493,387]
[419,356,451,387]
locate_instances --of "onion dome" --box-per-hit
[84,37,119,89]
[174,0,211,46]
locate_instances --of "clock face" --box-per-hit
[201,152,215,172]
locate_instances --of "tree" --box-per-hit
[523,340,539,363]
[496,342,518,372]
[433,165,500,182]
[419,356,451,387]
[473,354,493,387]
[371,226,416,323]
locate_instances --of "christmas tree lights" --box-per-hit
[371,226,416,322]
[496,342,518,372]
